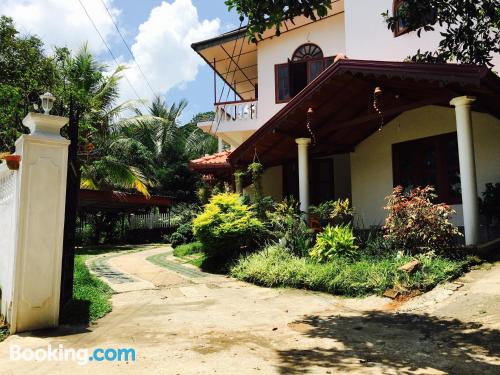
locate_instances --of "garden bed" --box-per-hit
[230,245,477,297]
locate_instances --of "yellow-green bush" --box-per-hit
[193,193,265,257]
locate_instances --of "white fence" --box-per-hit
[129,212,171,230]
[0,166,18,324]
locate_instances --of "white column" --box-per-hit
[218,137,224,153]
[10,113,70,333]
[450,96,479,246]
[295,138,311,216]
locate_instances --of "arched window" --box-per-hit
[292,44,324,62]
[275,44,334,103]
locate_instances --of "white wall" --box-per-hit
[257,13,346,124]
[344,0,500,68]
[351,105,500,228]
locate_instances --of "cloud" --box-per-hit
[119,0,220,105]
[0,0,120,54]
[1,0,220,106]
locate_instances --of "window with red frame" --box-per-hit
[392,133,462,204]
[393,0,410,37]
[275,44,335,103]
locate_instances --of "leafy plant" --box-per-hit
[480,183,500,226]
[193,193,265,258]
[309,198,354,226]
[266,197,313,257]
[383,186,462,253]
[310,224,358,262]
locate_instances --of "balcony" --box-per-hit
[197,99,259,148]
[214,99,258,129]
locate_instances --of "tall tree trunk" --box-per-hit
[60,100,80,316]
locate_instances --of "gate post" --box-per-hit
[9,112,70,333]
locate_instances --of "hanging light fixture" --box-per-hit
[39,92,56,115]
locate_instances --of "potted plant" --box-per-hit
[2,155,21,170]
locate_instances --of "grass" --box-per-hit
[61,255,113,325]
[173,241,207,267]
[230,245,477,297]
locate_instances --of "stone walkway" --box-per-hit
[0,246,499,374]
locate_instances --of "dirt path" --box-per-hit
[0,246,498,374]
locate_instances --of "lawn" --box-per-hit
[60,254,113,325]
[173,241,207,267]
[230,245,477,297]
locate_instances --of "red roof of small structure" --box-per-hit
[189,151,231,170]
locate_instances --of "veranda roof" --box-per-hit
[227,59,500,167]
[78,189,173,213]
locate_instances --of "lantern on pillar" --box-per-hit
[40,92,56,115]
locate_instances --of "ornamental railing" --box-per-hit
[215,99,258,123]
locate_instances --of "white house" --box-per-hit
[190,0,500,246]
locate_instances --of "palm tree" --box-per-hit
[55,45,151,196]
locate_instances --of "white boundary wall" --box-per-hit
[0,112,69,333]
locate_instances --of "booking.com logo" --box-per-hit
[10,344,136,366]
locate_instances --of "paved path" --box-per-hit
[1,246,499,374]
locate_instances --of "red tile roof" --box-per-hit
[189,151,231,170]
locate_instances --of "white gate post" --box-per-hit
[10,112,70,333]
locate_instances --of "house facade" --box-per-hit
[190,0,500,246]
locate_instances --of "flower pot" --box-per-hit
[4,155,21,170]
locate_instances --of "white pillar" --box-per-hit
[450,96,479,246]
[10,113,70,333]
[295,138,311,216]
[218,137,224,153]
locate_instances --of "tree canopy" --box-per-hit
[0,16,217,202]
[225,0,332,42]
[225,0,500,66]
[383,0,500,66]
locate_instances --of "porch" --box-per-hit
[228,59,500,246]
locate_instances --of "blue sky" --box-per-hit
[113,0,239,120]
[0,0,240,123]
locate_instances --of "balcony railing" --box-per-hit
[215,99,258,123]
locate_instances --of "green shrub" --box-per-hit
[266,197,313,257]
[310,224,358,262]
[164,203,201,246]
[231,245,475,297]
[193,193,265,258]
[309,198,354,226]
[480,182,500,226]
[383,186,462,253]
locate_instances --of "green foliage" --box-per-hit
[383,186,462,253]
[225,0,333,42]
[193,193,265,257]
[310,224,358,262]
[0,16,57,151]
[173,241,204,257]
[61,255,113,324]
[266,197,312,257]
[231,245,476,297]
[309,198,354,226]
[480,183,500,225]
[383,0,500,67]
